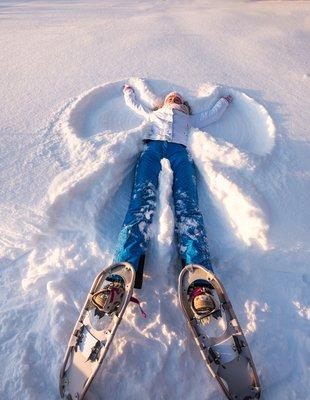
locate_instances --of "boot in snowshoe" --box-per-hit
[91,279,125,315]
[188,281,221,324]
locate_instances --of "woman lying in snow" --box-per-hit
[105,87,232,317]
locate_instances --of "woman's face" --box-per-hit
[164,92,184,106]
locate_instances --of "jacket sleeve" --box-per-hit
[123,88,151,118]
[190,98,229,128]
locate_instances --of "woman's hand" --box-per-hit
[123,84,133,93]
[223,95,233,103]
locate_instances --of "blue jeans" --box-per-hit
[114,140,213,272]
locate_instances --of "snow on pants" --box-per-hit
[114,140,213,272]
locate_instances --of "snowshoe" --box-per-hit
[178,264,261,400]
[59,262,136,400]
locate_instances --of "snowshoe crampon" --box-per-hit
[59,262,135,400]
[178,264,261,400]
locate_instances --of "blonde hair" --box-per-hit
[153,100,192,115]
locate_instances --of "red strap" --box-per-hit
[130,296,147,318]
[109,287,120,302]
[189,287,204,300]
[109,287,115,302]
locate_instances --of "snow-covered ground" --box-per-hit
[0,1,309,399]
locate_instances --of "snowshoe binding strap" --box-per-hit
[130,296,147,318]
[91,283,125,313]
[91,285,146,318]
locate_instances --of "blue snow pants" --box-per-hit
[114,140,213,272]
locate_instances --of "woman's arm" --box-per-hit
[123,85,151,118]
[190,96,232,129]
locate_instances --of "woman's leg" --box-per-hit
[114,142,162,271]
[168,144,213,271]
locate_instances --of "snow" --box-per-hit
[0,1,309,399]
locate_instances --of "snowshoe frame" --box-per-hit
[59,262,135,400]
[178,264,261,400]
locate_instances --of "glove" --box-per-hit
[123,84,133,93]
[223,95,233,103]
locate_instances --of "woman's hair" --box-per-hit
[153,100,192,115]
[183,101,192,115]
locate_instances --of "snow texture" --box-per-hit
[0,1,309,400]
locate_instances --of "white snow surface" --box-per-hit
[0,1,310,399]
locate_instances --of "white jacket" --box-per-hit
[123,88,229,147]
